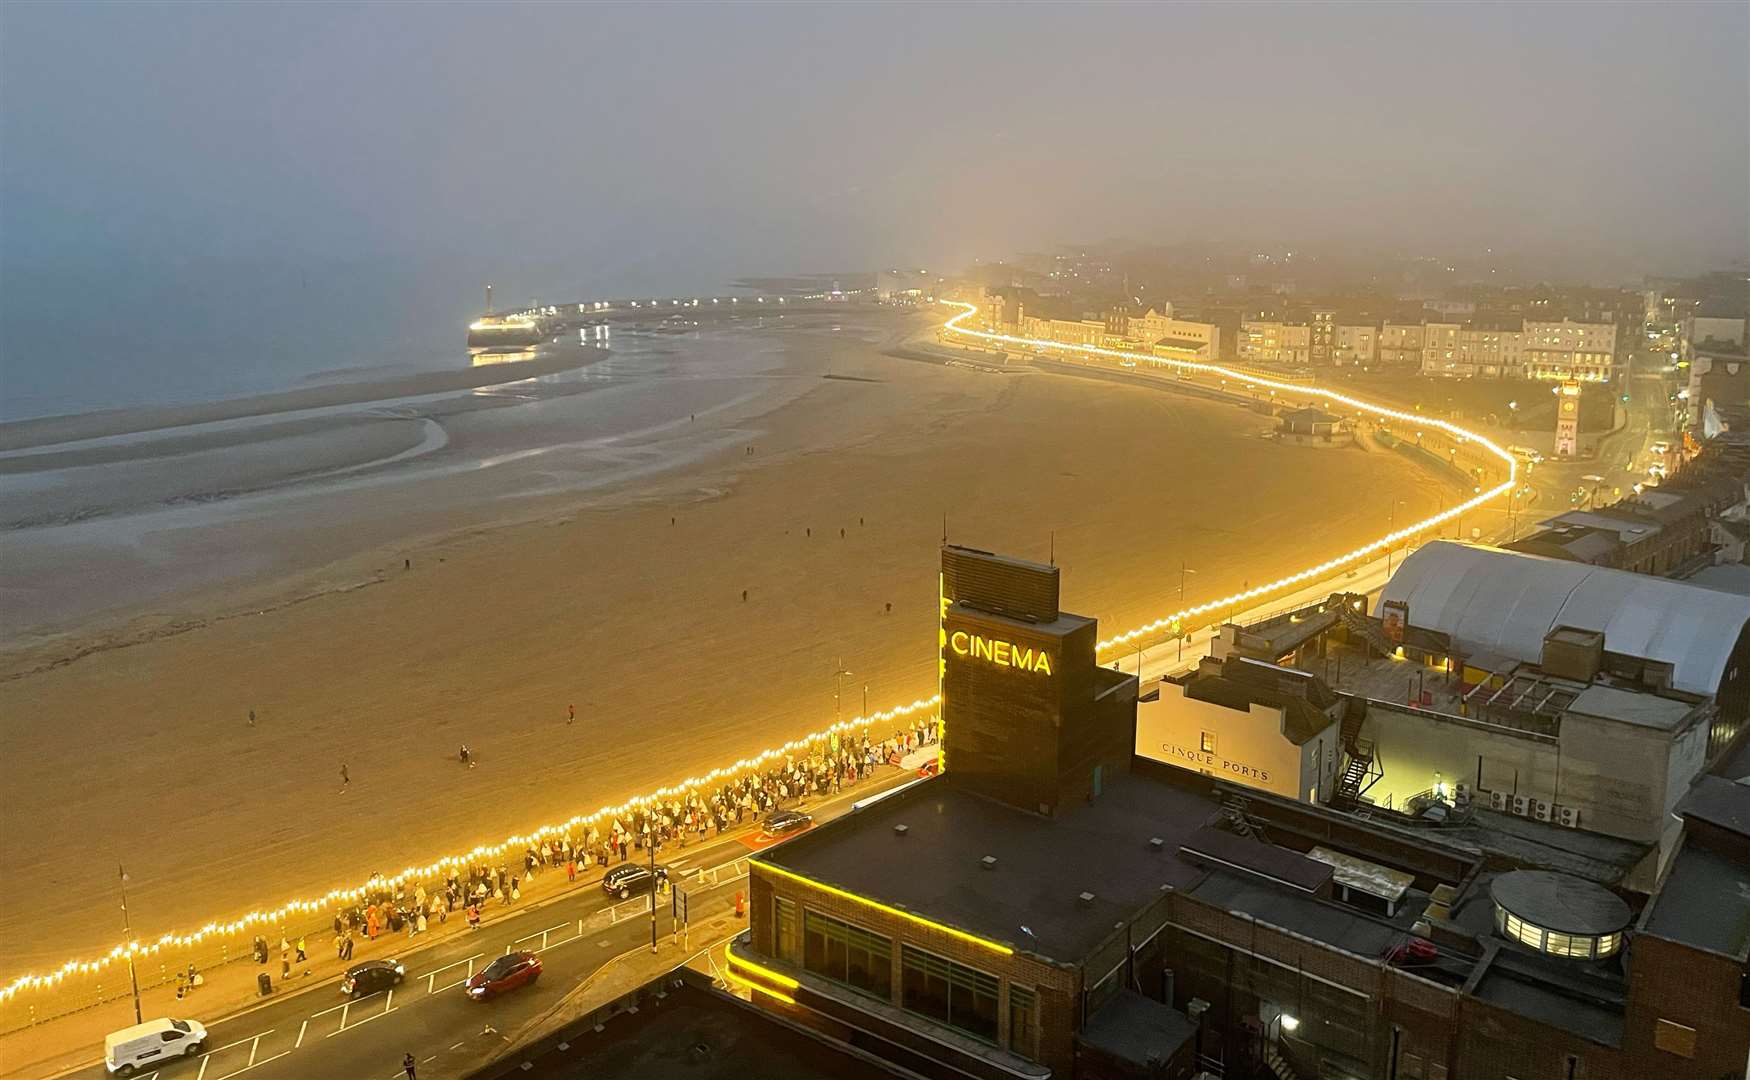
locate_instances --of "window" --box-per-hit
[774,896,799,963]
[1200,731,1217,754]
[802,910,891,999]
[901,945,1000,1043]
[1008,984,1038,1059]
[1653,1019,1696,1058]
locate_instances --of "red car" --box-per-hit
[465,951,542,1000]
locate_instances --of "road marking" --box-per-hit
[423,952,483,993]
[450,1042,465,1050]
[208,1051,288,1080]
[197,1054,210,1080]
[295,1020,307,1049]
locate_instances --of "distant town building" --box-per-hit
[1333,323,1377,366]
[1522,319,1618,382]
[1238,319,1312,365]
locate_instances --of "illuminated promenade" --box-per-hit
[0,299,1516,1038]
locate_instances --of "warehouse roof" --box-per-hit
[1381,542,1750,696]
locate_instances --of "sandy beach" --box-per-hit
[0,308,1453,972]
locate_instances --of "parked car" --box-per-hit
[465,951,542,1000]
[104,1017,207,1077]
[602,863,668,900]
[339,958,405,998]
[760,809,814,838]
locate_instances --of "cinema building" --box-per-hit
[725,547,1750,1080]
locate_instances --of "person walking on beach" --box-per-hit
[567,703,575,725]
[459,745,473,768]
[339,763,350,788]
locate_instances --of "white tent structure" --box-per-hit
[1380,541,1750,699]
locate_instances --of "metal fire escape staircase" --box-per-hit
[1330,698,1382,813]
[1337,601,1398,658]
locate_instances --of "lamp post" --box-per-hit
[119,865,141,1025]
[832,659,853,726]
[1386,500,1406,577]
[1178,563,1197,664]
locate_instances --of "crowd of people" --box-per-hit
[308,719,937,969]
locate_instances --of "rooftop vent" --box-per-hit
[892,824,909,838]
[980,855,998,870]
[1077,891,1097,907]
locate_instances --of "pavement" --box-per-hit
[0,763,927,1080]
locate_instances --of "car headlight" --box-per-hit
[469,986,486,997]
[394,964,405,974]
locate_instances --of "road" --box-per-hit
[41,766,926,1080]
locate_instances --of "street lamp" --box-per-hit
[832,659,853,725]
[1178,563,1197,664]
[1386,500,1407,577]
[119,865,142,1024]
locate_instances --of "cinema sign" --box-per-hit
[948,630,1053,675]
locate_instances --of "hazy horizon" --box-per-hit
[2,1,1747,416]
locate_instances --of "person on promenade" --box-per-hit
[295,936,306,963]
[334,933,345,960]
[466,903,481,930]
[342,931,355,961]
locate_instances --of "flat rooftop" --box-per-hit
[468,974,907,1080]
[763,763,1463,971]
[764,769,1214,961]
[1471,958,1625,1048]
[1564,684,1697,731]
[1641,845,1750,960]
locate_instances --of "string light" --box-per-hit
[1,301,1515,1005]
[934,300,1516,652]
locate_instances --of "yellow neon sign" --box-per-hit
[725,969,797,1004]
[726,940,801,990]
[750,859,1014,956]
[948,630,1052,675]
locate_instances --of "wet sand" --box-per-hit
[0,312,1450,971]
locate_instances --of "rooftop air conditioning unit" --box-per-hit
[1512,795,1531,817]
[1557,806,1581,829]
[1533,800,1552,823]
[1489,790,1509,812]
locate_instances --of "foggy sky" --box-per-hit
[3,1,1747,286]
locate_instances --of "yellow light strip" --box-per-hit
[724,968,797,1004]
[0,697,939,1002]
[751,858,1014,956]
[725,940,801,989]
[935,300,1518,653]
[1,298,1515,1003]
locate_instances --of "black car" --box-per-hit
[761,809,814,838]
[340,958,406,997]
[602,863,668,900]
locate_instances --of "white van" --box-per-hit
[104,1017,207,1075]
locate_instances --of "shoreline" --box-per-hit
[0,311,1450,973]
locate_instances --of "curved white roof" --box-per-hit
[1381,541,1750,696]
